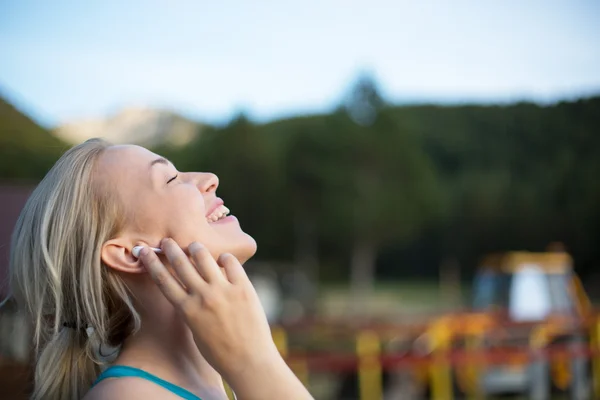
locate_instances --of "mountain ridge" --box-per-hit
[52,106,201,148]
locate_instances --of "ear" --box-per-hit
[101,238,145,274]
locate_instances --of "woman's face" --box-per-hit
[97,144,257,263]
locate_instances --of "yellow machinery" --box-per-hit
[269,247,599,400]
[420,248,596,399]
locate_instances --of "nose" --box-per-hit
[195,172,219,193]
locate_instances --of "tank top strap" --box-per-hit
[93,365,202,400]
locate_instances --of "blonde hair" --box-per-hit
[7,138,141,400]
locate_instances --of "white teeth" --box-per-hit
[207,205,230,222]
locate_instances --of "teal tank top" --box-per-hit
[93,365,202,400]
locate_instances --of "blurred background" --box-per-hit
[1,1,600,399]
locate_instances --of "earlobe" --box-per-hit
[102,238,145,274]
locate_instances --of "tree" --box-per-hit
[184,113,289,260]
[323,75,445,305]
[283,118,330,283]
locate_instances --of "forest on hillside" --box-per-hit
[0,97,68,180]
[2,78,600,291]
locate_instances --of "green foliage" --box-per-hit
[1,91,599,282]
[0,97,68,181]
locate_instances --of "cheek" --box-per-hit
[166,189,210,237]
[181,186,205,213]
[172,190,205,223]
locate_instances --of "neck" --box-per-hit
[115,310,227,398]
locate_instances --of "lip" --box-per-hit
[205,198,224,218]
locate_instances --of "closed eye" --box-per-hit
[167,174,178,184]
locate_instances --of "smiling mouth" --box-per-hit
[206,204,230,222]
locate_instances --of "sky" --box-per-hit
[1,0,599,128]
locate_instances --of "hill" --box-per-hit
[53,107,201,148]
[0,96,68,181]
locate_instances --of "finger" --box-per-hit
[188,242,225,283]
[160,238,208,289]
[139,246,188,305]
[217,253,249,285]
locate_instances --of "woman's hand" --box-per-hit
[138,238,312,400]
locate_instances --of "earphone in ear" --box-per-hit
[132,246,163,258]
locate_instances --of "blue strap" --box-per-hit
[93,365,202,400]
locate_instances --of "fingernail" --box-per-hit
[189,242,204,252]
[161,238,170,245]
[139,247,150,256]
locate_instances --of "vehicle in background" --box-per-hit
[410,248,595,400]
[332,246,596,400]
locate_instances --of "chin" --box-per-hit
[234,234,258,264]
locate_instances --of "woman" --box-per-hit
[7,138,312,400]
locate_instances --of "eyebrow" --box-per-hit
[150,158,170,168]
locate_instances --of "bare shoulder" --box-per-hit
[83,376,183,400]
